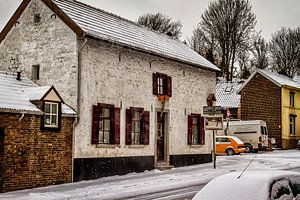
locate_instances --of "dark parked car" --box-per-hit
[297,140,300,150]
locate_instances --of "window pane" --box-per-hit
[99,120,103,130]
[134,121,140,133]
[132,111,140,120]
[51,103,57,114]
[101,108,110,118]
[193,118,198,125]
[132,132,140,144]
[193,133,198,144]
[44,104,50,113]
[99,131,104,143]
[44,115,51,125]
[51,115,57,125]
[104,119,110,131]
[193,126,198,135]
[104,131,110,143]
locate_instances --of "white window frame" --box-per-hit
[44,102,59,128]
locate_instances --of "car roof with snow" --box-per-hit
[216,135,244,144]
[193,170,300,200]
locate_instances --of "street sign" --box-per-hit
[205,115,223,130]
[203,106,222,115]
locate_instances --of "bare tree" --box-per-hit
[250,34,269,69]
[188,26,219,65]
[199,0,256,81]
[137,12,182,39]
[237,50,251,79]
[269,27,300,78]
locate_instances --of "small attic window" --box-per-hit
[32,65,40,80]
[44,102,59,128]
[225,86,233,93]
[34,13,41,23]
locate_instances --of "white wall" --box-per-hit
[75,38,215,158]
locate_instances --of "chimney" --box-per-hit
[16,71,21,81]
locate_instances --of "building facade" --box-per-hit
[0,0,219,181]
[0,72,75,192]
[238,70,300,149]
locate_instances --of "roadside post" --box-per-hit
[225,109,231,136]
[203,106,223,169]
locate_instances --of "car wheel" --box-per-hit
[226,148,235,156]
[252,149,259,153]
[244,144,253,153]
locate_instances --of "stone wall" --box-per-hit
[240,73,282,147]
[0,0,78,109]
[75,38,216,159]
[0,113,73,192]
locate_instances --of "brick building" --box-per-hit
[0,0,220,181]
[0,72,76,192]
[238,70,300,149]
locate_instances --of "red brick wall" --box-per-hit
[240,73,282,147]
[0,113,74,192]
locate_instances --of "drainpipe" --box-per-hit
[72,35,87,182]
[75,36,87,126]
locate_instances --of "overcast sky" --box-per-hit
[1,0,300,41]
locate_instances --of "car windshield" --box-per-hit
[231,136,244,144]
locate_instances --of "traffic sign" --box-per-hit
[203,106,222,115]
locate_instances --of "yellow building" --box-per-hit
[281,86,300,149]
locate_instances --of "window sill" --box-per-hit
[128,144,146,148]
[96,144,120,148]
[190,144,204,148]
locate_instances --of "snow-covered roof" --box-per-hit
[237,69,300,94]
[23,86,52,101]
[0,71,75,115]
[216,79,244,109]
[52,0,219,72]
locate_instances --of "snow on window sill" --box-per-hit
[190,144,203,148]
[96,144,120,148]
[129,144,146,148]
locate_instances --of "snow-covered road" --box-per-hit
[1,150,300,200]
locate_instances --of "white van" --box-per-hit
[218,120,269,153]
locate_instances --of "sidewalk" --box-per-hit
[1,150,300,200]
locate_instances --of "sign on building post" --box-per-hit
[203,106,223,169]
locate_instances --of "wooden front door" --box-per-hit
[157,112,165,161]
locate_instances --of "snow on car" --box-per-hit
[192,170,300,200]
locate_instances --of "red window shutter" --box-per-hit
[143,111,150,145]
[91,105,100,144]
[200,116,205,145]
[188,115,193,145]
[126,109,132,145]
[153,73,158,95]
[109,107,115,144]
[167,76,172,97]
[114,108,120,144]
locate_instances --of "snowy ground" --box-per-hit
[1,150,300,200]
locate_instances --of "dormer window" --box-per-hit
[44,102,59,128]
